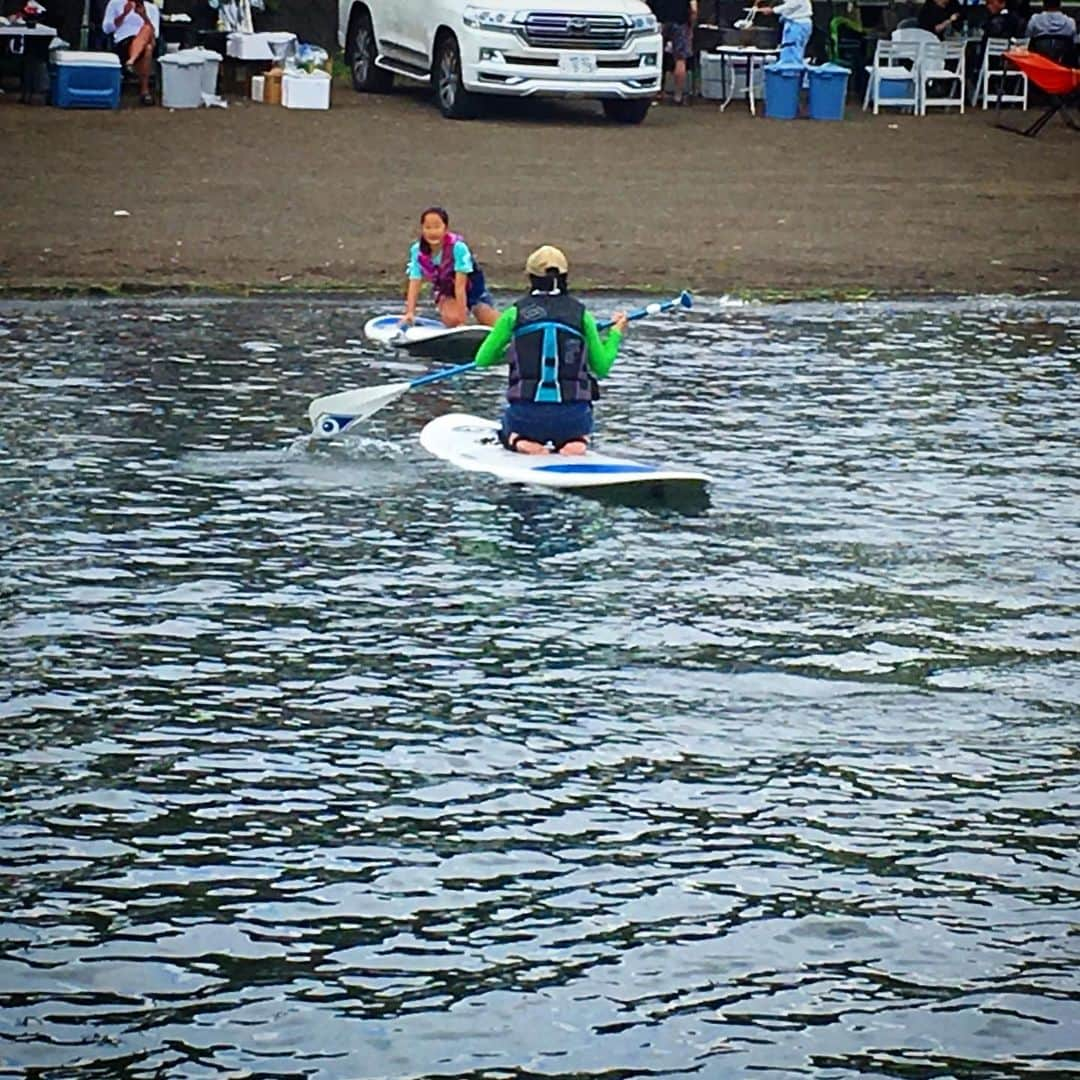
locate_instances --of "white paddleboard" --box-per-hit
[420,413,711,498]
[363,314,489,360]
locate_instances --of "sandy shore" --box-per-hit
[2,79,1078,298]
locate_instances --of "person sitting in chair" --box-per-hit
[102,0,160,105]
[981,0,1024,41]
[918,0,965,38]
[1025,0,1077,58]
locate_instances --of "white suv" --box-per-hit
[338,1,662,123]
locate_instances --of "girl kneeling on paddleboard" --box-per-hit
[473,246,628,457]
[402,207,498,330]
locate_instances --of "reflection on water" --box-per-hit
[1,295,1078,1079]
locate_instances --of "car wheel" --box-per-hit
[349,10,393,93]
[434,33,478,119]
[602,99,651,124]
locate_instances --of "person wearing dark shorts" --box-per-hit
[102,0,160,104]
[649,0,698,103]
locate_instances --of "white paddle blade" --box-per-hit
[307,380,412,438]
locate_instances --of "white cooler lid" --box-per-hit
[228,31,296,43]
[161,51,204,65]
[51,49,121,67]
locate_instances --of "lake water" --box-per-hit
[1,295,1078,1079]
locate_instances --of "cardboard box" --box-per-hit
[264,67,283,105]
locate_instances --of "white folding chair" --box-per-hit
[892,27,939,44]
[971,36,1029,109]
[918,40,965,113]
[863,39,922,114]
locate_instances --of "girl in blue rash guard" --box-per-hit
[401,207,498,329]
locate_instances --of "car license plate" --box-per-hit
[558,53,597,75]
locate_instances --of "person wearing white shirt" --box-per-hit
[754,0,814,64]
[102,0,160,104]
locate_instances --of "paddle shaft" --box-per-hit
[406,291,692,391]
[307,291,692,436]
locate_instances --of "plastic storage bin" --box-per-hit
[699,52,725,99]
[226,31,296,61]
[764,62,804,119]
[807,62,850,120]
[698,51,764,101]
[160,51,204,107]
[49,50,121,109]
[282,70,331,110]
[877,75,915,100]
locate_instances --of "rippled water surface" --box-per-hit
[1,295,1078,1079]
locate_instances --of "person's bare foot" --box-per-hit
[557,439,588,456]
[508,434,548,455]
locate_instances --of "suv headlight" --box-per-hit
[463,6,517,31]
[629,13,659,34]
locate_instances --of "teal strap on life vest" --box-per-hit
[512,320,585,405]
[537,324,560,403]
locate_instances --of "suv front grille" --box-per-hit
[521,12,629,50]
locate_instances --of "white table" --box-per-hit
[0,24,58,103]
[709,45,781,115]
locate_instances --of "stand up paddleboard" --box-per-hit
[420,413,710,507]
[364,315,489,361]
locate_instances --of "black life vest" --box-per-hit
[507,292,594,404]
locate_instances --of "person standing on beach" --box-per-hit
[648,0,698,104]
[754,0,813,63]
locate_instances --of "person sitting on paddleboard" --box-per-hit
[402,207,498,330]
[472,245,628,457]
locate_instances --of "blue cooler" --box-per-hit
[877,75,915,100]
[50,50,122,109]
[807,62,850,120]
[764,62,805,120]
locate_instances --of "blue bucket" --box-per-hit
[763,62,805,120]
[807,62,850,121]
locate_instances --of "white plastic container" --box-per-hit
[226,31,295,61]
[282,69,330,110]
[160,51,203,108]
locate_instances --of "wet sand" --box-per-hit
[2,80,1077,297]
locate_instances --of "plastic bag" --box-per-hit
[288,42,329,75]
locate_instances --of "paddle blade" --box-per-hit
[307,380,412,438]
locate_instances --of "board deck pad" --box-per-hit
[364,315,490,361]
[420,413,711,502]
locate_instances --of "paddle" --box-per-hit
[309,290,693,438]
